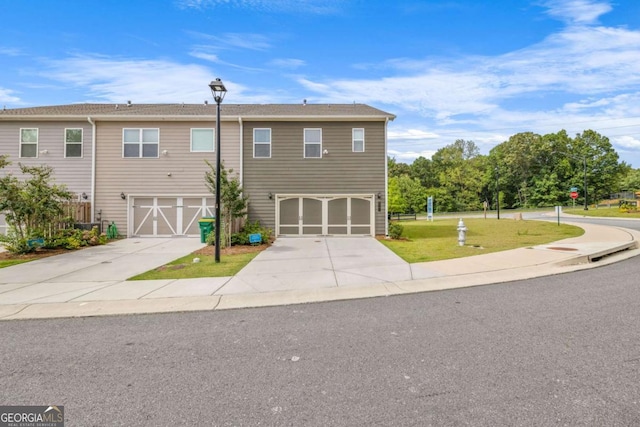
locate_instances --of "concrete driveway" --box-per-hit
[0,237,207,285]
[217,237,412,294]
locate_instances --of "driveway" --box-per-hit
[217,237,412,294]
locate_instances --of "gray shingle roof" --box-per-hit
[0,103,395,120]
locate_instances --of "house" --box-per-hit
[0,102,395,237]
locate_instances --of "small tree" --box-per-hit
[204,160,248,247]
[0,156,73,253]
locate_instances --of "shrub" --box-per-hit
[231,220,272,246]
[389,222,404,239]
[44,226,107,251]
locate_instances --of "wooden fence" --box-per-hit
[61,201,92,224]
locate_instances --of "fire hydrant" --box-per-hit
[457,218,467,247]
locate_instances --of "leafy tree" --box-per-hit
[619,168,640,192]
[410,156,438,188]
[0,156,73,253]
[204,160,248,247]
[388,175,427,214]
[388,156,411,178]
[387,176,408,213]
[431,140,485,211]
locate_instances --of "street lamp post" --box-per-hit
[582,156,588,211]
[209,78,227,263]
[495,166,500,220]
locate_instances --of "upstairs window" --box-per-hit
[20,128,38,158]
[65,128,83,158]
[123,128,159,158]
[353,128,365,152]
[254,128,271,158]
[191,128,214,152]
[304,128,322,158]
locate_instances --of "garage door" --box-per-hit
[130,196,214,237]
[277,195,374,236]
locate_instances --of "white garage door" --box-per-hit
[277,195,374,236]
[130,196,214,237]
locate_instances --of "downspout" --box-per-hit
[384,117,389,236]
[238,117,243,185]
[87,116,96,223]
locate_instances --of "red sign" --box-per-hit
[570,191,579,200]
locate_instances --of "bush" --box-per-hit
[44,226,107,251]
[231,220,272,246]
[389,222,404,239]
[0,228,31,254]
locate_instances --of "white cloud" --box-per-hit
[176,0,344,14]
[41,55,277,103]
[0,47,22,56]
[613,135,640,150]
[189,51,221,63]
[542,0,612,25]
[188,32,271,51]
[0,87,21,103]
[269,58,306,69]
[388,129,439,140]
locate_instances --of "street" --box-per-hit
[2,255,639,426]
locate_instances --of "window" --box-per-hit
[304,128,322,158]
[123,128,159,158]
[254,128,271,158]
[20,128,38,158]
[65,128,83,158]
[191,128,214,152]
[353,128,365,152]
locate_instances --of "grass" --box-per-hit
[0,259,32,268]
[564,206,640,218]
[129,251,261,280]
[379,218,584,263]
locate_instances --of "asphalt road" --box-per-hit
[2,258,640,426]
[524,210,640,231]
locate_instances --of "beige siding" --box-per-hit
[242,121,387,235]
[94,121,240,235]
[0,121,94,197]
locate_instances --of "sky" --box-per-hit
[1,0,640,167]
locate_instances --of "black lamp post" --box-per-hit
[582,155,588,211]
[495,166,500,220]
[209,78,227,263]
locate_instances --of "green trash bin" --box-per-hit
[198,217,215,243]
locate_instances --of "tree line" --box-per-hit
[388,129,640,214]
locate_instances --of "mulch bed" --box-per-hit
[192,243,269,256]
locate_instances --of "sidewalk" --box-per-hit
[0,220,639,320]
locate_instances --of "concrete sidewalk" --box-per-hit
[0,220,639,320]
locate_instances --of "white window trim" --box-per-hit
[190,128,215,152]
[64,128,84,158]
[304,128,322,159]
[122,128,160,158]
[352,128,365,152]
[253,128,271,158]
[19,128,39,158]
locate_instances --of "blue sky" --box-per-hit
[2,0,640,167]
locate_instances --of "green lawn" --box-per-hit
[380,218,584,263]
[0,259,32,268]
[129,251,261,280]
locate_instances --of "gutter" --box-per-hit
[384,117,389,237]
[87,117,96,222]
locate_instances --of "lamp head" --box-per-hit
[209,78,227,103]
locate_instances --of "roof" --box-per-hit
[0,103,396,122]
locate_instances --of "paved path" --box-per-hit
[0,219,639,320]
